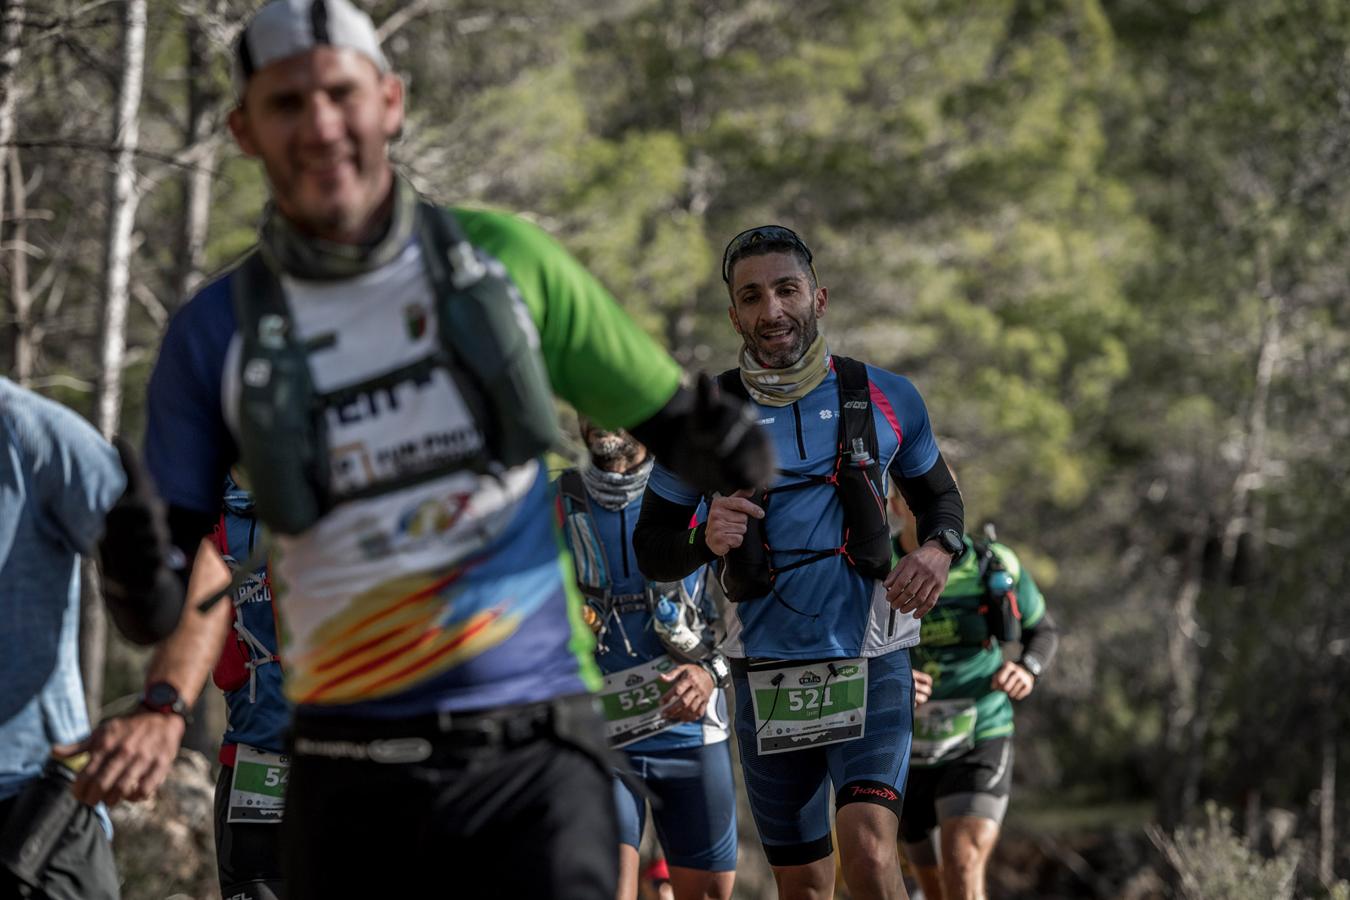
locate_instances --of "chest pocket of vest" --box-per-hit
[232,203,561,535]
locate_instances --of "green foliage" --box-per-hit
[1152,804,1301,900]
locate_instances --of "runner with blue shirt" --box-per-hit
[559,421,736,900]
[634,226,965,900]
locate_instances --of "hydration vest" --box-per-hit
[557,469,713,661]
[231,201,561,535]
[715,356,892,604]
[210,481,281,703]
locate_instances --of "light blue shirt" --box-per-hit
[0,378,125,804]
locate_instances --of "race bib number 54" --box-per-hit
[227,745,289,824]
[748,658,868,755]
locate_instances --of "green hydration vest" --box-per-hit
[714,356,892,604]
[913,538,1036,743]
[232,201,561,535]
[557,469,713,661]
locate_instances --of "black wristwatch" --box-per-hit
[700,653,732,689]
[930,528,965,560]
[139,681,192,723]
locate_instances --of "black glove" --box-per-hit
[666,374,775,495]
[96,438,185,644]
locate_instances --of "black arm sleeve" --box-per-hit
[632,486,717,582]
[1020,610,1061,674]
[895,451,965,546]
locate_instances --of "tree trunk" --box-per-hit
[1,0,27,379]
[95,0,148,437]
[1158,535,1204,828]
[1319,702,1336,885]
[173,13,219,303]
[8,148,34,384]
[86,0,148,713]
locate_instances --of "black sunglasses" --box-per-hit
[720,225,817,284]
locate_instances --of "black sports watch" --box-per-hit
[139,681,192,723]
[930,528,965,560]
[700,653,732,689]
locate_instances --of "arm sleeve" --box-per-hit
[1020,609,1060,674]
[454,209,683,430]
[29,399,126,555]
[895,451,964,546]
[633,466,715,582]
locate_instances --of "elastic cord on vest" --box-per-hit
[716,356,893,607]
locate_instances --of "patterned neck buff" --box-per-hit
[258,175,419,280]
[581,457,654,512]
[738,333,830,407]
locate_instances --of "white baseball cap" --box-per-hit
[234,0,388,96]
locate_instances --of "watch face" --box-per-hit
[144,683,180,707]
[938,529,964,555]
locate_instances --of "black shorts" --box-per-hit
[282,695,618,900]
[900,736,1013,846]
[0,786,119,900]
[213,766,285,900]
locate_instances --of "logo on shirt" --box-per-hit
[819,409,834,421]
[757,417,776,425]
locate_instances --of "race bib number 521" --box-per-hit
[747,658,868,755]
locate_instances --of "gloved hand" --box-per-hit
[664,374,775,495]
[96,438,184,644]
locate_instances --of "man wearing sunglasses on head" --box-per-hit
[634,226,964,900]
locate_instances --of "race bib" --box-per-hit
[227,745,289,824]
[911,700,977,766]
[747,658,868,756]
[598,656,680,749]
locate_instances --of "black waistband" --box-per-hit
[291,694,592,755]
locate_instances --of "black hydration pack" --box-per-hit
[973,534,1023,644]
[715,356,891,604]
[231,202,561,535]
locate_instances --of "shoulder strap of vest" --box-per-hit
[832,355,879,460]
[558,468,590,516]
[233,249,291,328]
[558,468,610,601]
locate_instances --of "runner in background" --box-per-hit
[891,491,1060,900]
[559,421,736,900]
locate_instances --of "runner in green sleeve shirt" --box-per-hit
[890,491,1060,900]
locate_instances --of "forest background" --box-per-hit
[1,0,1347,897]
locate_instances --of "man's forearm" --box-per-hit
[141,539,234,705]
[633,489,716,581]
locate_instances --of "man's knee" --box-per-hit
[941,817,999,873]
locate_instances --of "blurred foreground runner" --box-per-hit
[0,379,186,899]
[139,2,769,896]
